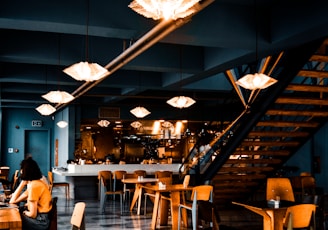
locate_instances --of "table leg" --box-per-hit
[171,191,185,230]
[137,185,143,215]
[130,184,140,212]
[151,192,161,229]
[159,198,169,226]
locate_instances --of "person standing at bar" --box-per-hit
[9,157,52,230]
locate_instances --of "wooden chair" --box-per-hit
[301,176,316,200]
[113,170,126,193]
[48,171,70,200]
[123,173,138,204]
[266,178,295,202]
[178,185,213,230]
[143,176,173,215]
[154,171,173,179]
[71,202,86,230]
[10,170,19,192]
[98,171,124,214]
[0,166,10,181]
[134,170,146,177]
[48,197,58,230]
[283,204,316,230]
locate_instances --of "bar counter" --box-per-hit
[52,163,181,200]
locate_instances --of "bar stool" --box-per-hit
[48,171,70,200]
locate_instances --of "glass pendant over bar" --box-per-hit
[235,73,277,90]
[128,0,201,20]
[130,106,151,118]
[166,96,195,109]
[97,120,110,127]
[42,90,74,104]
[130,121,142,129]
[36,104,56,116]
[63,62,108,82]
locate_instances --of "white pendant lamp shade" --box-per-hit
[97,120,110,127]
[166,96,195,109]
[57,120,68,128]
[42,90,74,104]
[129,0,201,20]
[130,106,151,118]
[36,104,56,116]
[236,73,277,90]
[63,62,108,82]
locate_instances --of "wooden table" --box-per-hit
[122,177,158,215]
[0,208,22,230]
[232,201,289,230]
[141,184,193,230]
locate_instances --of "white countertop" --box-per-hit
[53,163,181,176]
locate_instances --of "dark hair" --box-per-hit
[20,158,42,180]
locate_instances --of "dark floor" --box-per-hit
[53,186,264,230]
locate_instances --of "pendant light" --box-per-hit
[57,110,68,128]
[235,0,277,91]
[167,46,195,109]
[130,74,151,118]
[63,0,108,81]
[36,104,56,116]
[129,0,201,20]
[43,34,74,104]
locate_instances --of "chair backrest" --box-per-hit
[157,176,172,186]
[48,171,54,193]
[98,171,113,191]
[48,197,58,230]
[0,167,10,181]
[266,178,295,202]
[190,185,213,202]
[183,175,190,188]
[123,173,137,179]
[134,170,147,177]
[113,171,126,191]
[123,173,138,191]
[301,176,316,196]
[11,170,19,191]
[283,204,316,229]
[113,170,126,180]
[71,202,86,230]
[155,171,173,179]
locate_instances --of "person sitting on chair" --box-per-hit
[9,157,52,230]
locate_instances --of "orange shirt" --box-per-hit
[24,180,52,213]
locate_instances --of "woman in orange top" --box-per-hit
[10,157,52,230]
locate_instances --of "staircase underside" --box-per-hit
[204,38,328,207]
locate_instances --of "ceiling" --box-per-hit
[1,0,328,124]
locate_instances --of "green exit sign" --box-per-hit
[32,120,42,127]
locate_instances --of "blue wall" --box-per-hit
[285,122,328,193]
[0,107,76,180]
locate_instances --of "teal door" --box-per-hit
[24,130,50,177]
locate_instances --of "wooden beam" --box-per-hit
[257,120,319,127]
[276,97,328,106]
[266,109,328,117]
[226,159,281,164]
[310,54,328,63]
[298,70,328,78]
[219,166,274,172]
[286,84,328,93]
[231,150,290,156]
[248,131,309,137]
[241,141,299,147]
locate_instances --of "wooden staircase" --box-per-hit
[179,38,328,208]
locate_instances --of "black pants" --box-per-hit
[21,212,50,230]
